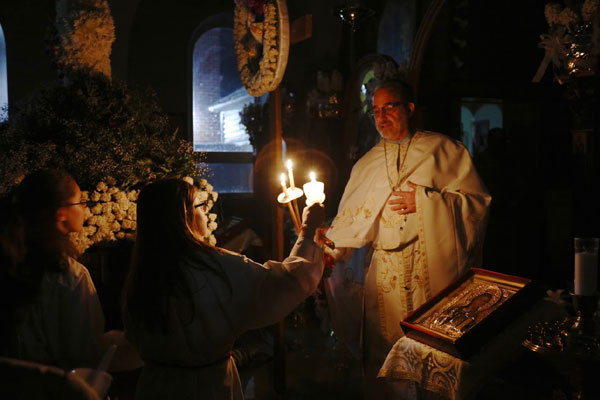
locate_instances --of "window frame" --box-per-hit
[189,13,255,194]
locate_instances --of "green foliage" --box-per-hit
[0,72,206,193]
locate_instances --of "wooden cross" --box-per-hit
[269,13,312,397]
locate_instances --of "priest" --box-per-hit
[326,78,491,398]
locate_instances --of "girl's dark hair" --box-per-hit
[11,169,78,274]
[123,179,228,333]
[0,169,77,346]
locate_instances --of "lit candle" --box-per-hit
[303,171,325,206]
[280,173,289,197]
[287,159,295,188]
[574,237,599,296]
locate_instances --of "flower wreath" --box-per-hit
[234,0,290,96]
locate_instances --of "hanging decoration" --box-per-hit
[234,0,290,96]
[532,0,600,83]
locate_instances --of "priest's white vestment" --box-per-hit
[326,130,491,379]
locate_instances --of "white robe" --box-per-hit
[123,235,324,400]
[326,131,491,378]
[3,257,105,370]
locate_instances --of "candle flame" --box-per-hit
[309,171,316,182]
[286,159,293,169]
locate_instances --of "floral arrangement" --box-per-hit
[234,0,289,96]
[52,0,115,79]
[0,72,205,194]
[70,179,139,254]
[69,177,219,255]
[0,72,215,252]
[533,0,600,82]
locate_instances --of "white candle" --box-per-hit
[575,251,598,295]
[280,173,288,196]
[286,159,295,188]
[303,171,325,206]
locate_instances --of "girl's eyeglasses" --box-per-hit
[61,200,97,208]
[194,201,209,211]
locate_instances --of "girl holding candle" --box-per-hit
[123,178,325,400]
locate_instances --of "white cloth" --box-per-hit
[123,234,324,400]
[5,258,105,370]
[326,131,491,382]
[377,300,565,400]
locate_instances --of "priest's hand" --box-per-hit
[388,181,417,215]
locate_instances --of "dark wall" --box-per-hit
[1,0,596,288]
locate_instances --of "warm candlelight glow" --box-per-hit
[286,159,295,188]
[303,171,325,206]
[280,173,288,196]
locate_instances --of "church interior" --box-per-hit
[1,0,599,399]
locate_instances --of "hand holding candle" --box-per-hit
[303,171,325,206]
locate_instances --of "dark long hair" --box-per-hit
[0,169,77,346]
[123,179,228,333]
[10,169,78,275]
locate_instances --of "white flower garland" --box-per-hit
[70,179,219,254]
[234,0,290,96]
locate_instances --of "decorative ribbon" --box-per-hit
[532,33,568,82]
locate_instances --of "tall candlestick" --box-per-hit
[574,237,599,296]
[286,159,295,188]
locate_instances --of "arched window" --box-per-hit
[0,24,8,121]
[192,23,256,193]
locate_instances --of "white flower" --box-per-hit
[127,190,138,201]
[81,191,90,201]
[211,192,219,202]
[208,235,217,246]
[91,203,103,215]
[209,213,217,222]
[121,219,135,230]
[127,206,137,220]
[100,193,111,202]
[96,181,108,192]
[91,192,101,202]
[182,176,194,185]
[197,191,209,202]
[208,221,218,231]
